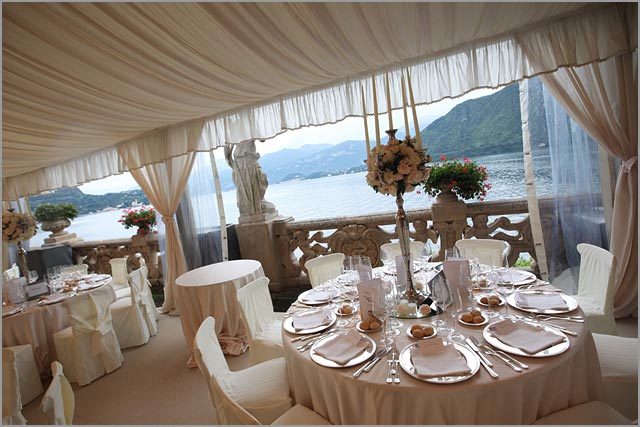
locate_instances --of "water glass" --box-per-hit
[496,282,515,319]
[447,288,465,343]
[431,278,454,335]
[444,248,460,261]
[420,242,433,270]
[373,287,393,348]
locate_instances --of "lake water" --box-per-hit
[28,151,552,247]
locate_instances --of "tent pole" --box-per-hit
[209,150,229,261]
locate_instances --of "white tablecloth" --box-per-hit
[175,259,264,364]
[2,280,116,378]
[282,280,604,424]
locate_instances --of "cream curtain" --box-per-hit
[3,3,635,200]
[533,53,638,318]
[118,149,197,315]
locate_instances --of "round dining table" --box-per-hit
[175,259,264,365]
[282,271,604,425]
[2,277,116,379]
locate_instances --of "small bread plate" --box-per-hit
[406,325,438,340]
[382,263,421,276]
[37,292,75,305]
[475,295,505,307]
[482,321,570,357]
[356,320,382,334]
[77,281,106,292]
[334,304,357,317]
[309,332,376,368]
[457,313,489,327]
[507,290,578,315]
[399,341,480,384]
[283,311,337,335]
[297,288,338,305]
[2,305,24,317]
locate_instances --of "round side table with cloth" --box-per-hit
[175,259,264,366]
[282,296,603,424]
[2,279,116,379]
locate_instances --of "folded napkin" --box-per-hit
[301,289,333,303]
[292,309,332,331]
[313,330,369,365]
[488,319,566,354]
[515,292,569,310]
[501,269,533,283]
[410,338,471,378]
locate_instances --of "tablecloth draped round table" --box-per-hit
[282,278,604,424]
[174,259,264,366]
[2,280,116,379]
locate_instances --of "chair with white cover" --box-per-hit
[304,253,345,288]
[138,265,157,336]
[109,258,130,298]
[380,241,424,262]
[53,285,123,386]
[3,263,20,281]
[574,243,617,335]
[454,238,511,266]
[40,361,75,425]
[110,268,151,348]
[3,348,27,425]
[592,333,638,421]
[236,277,283,366]
[3,345,43,406]
[533,400,631,425]
[193,317,328,425]
[60,264,89,275]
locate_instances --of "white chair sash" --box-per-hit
[66,286,117,358]
[2,348,27,425]
[40,361,75,425]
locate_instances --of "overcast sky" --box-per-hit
[78,87,498,195]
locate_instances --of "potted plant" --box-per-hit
[422,156,492,201]
[33,203,78,236]
[119,206,157,244]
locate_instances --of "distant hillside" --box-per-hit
[30,187,149,216]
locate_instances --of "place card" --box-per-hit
[25,281,50,300]
[357,278,384,323]
[2,277,27,305]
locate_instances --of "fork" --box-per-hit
[386,351,395,384]
[392,353,400,384]
[535,314,584,323]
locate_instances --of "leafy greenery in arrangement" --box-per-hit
[422,156,491,201]
[33,203,79,222]
[513,256,533,267]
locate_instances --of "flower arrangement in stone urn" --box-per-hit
[423,156,491,201]
[119,206,156,237]
[34,203,78,236]
[2,209,38,279]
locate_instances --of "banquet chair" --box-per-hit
[574,243,617,335]
[110,267,151,348]
[454,238,511,266]
[304,253,345,288]
[3,345,43,405]
[532,400,631,424]
[60,264,89,275]
[3,263,20,281]
[2,348,28,425]
[138,265,158,336]
[109,258,130,298]
[53,284,123,386]
[592,333,638,420]
[380,241,424,262]
[194,317,316,425]
[40,361,75,425]
[237,277,283,366]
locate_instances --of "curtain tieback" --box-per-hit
[162,216,174,225]
[622,156,637,173]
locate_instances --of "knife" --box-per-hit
[353,347,390,377]
[465,337,493,367]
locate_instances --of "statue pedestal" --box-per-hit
[43,231,83,247]
[238,210,279,225]
[431,189,467,261]
[236,216,286,291]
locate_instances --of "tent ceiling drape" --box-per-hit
[2,2,636,199]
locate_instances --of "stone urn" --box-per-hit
[41,218,83,246]
[131,229,152,247]
[430,184,467,261]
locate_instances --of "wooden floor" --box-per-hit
[21,313,637,425]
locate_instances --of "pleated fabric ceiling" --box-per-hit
[2,2,636,199]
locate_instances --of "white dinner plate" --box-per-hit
[283,311,336,335]
[482,320,570,357]
[457,312,488,327]
[399,341,480,384]
[77,281,106,292]
[37,292,75,305]
[475,295,505,307]
[309,332,376,368]
[502,269,537,286]
[382,263,421,276]
[2,305,24,317]
[297,288,338,305]
[406,325,437,340]
[507,291,578,315]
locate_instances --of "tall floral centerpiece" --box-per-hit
[2,209,38,279]
[364,69,431,316]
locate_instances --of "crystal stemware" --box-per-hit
[373,286,393,348]
[420,242,433,270]
[431,278,453,335]
[496,282,515,319]
[447,288,466,343]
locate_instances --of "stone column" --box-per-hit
[430,188,467,261]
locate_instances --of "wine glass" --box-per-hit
[447,288,466,343]
[383,277,402,335]
[431,277,453,335]
[444,248,460,261]
[380,248,393,273]
[496,282,515,319]
[420,242,433,270]
[458,260,474,309]
[373,287,393,348]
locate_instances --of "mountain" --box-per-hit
[29,187,150,216]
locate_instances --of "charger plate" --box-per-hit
[283,311,336,335]
[482,320,570,357]
[399,341,480,384]
[507,291,578,315]
[309,332,376,368]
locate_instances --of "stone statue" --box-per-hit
[224,140,278,223]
